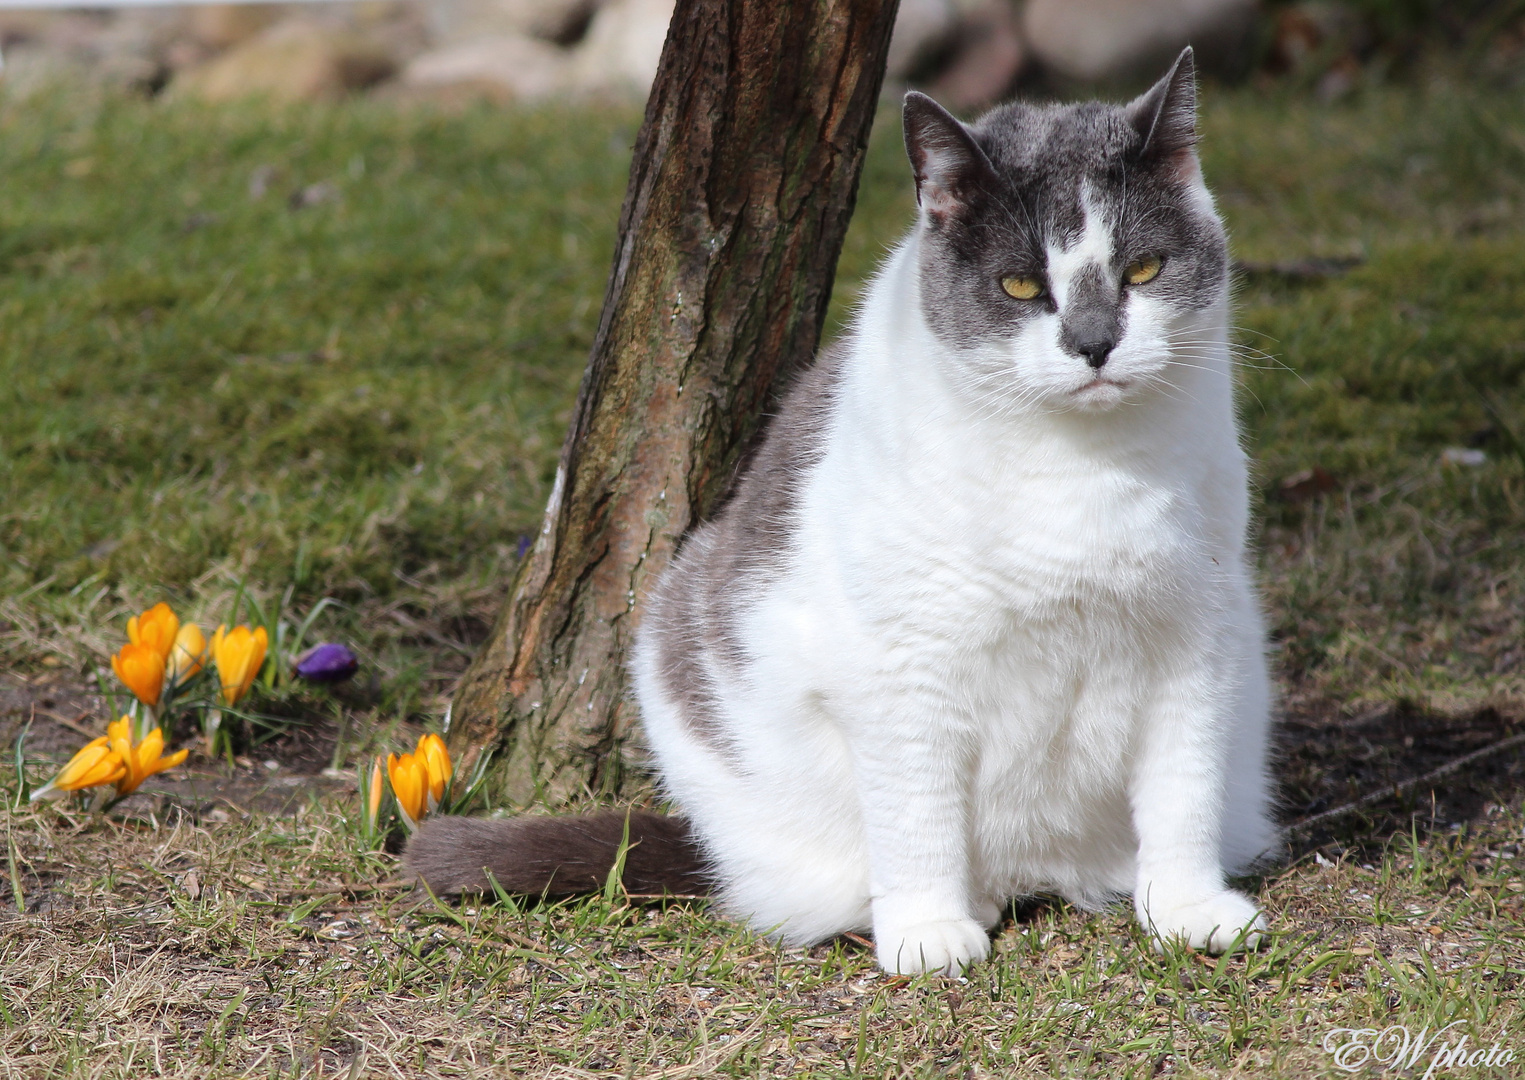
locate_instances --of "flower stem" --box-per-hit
[6,828,24,914]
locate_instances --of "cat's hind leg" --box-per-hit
[654,748,879,946]
[634,650,876,946]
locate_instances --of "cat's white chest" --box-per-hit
[965,455,1196,593]
[816,421,1216,649]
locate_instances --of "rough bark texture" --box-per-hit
[447,0,901,804]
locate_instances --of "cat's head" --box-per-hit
[903,48,1228,415]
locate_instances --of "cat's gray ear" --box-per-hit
[1126,47,1198,164]
[903,91,994,220]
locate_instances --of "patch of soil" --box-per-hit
[1277,687,1525,857]
[0,668,105,760]
[0,671,362,815]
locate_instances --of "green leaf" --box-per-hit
[603,810,633,905]
[484,869,520,914]
[11,721,31,810]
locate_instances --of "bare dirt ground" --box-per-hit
[7,668,1522,855]
[1,671,357,821]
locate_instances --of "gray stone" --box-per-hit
[922,0,1024,111]
[1023,0,1257,83]
[169,17,402,103]
[398,33,571,101]
[427,0,602,48]
[887,0,959,80]
[186,5,290,51]
[0,12,164,96]
[566,0,671,97]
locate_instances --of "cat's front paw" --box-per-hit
[874,918,991,975]
[1139,888,1266,954]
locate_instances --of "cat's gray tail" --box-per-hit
[403,811,712,898]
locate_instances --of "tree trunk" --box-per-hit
[447,0,901,805]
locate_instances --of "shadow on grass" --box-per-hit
[1277,695,1525,862]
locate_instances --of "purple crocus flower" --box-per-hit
[295,643,358,683]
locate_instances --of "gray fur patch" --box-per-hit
[405,811,710,897]
[642,347,844,751]
[1059,262,1124,364]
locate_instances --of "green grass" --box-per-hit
[6,77,1523,714]
[1209,86,1525,707]
[2,70,1524,1079]
[0,95,641,718]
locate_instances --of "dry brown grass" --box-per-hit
[2,768,1522,1078]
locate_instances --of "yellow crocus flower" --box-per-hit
[212,624,268,705]
[111,642,165,707]
[168,622,208,685]
[416,733,452,807]
[127,602,180,665]
[106,716,189,797]
[386,750,429,830]
[30,736,126,801]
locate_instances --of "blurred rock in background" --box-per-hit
[170,10,419,102]
[923,0,1025,111]
[1023,0,1256,83]
[0,1,1518,107]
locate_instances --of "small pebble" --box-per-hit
[1441,447,1487,467]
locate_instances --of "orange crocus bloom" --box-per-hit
[168,622,208,685]
[112,642,165,707]
[31,719,187,804]
[127,602,180,665]
[30,736,126,801]
[105,716,188,797]
[212,624,268,705]
[386,750,430,830]
[416,733,452,806]
[365,757,385,832]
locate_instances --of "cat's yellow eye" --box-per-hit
[1125,256,1163,286]
[1001,275,1045,300]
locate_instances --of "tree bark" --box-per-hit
[447,0,901,804]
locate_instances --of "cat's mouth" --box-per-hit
[1072,376,1130,395]
[1066,376,1133,411]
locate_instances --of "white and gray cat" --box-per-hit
[408,47,1278,975]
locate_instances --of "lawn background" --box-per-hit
[1,62,1523,1078]
[2,74,1523,718]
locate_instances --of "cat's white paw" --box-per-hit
[1140,889,1266,954]
[875,918,991,975]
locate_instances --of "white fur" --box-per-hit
[633,195,1276,975]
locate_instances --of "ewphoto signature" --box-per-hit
[1323,1022,1516,1079]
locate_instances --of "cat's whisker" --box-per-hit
[1157,358,1269,411]
[1164,343,1292,376]
[1166,329,1307,386]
